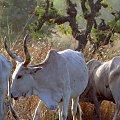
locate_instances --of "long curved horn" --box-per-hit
[23,34,31,67]
[4,37,23,62]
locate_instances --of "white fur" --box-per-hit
[84,57,120,120]
[11,49,88,120]
[0,54,12,120]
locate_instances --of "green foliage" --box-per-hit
[91,28,114,45]
[35,6,45,19]
[101,0,108,6]
[29,21,55,41]
[91,29,106,43]
[0,0,119,45]
[58,24,72,35]
[108,9,120,34]
[108,20,120,33]
[30,1,59,40]
[0,0,36,39]
[30,0,120,44]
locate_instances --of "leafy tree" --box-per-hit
[1,0,120,52]
[89,10,120,58]
[30,0,115,51]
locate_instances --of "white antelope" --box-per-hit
[0,53,19,120]
[5,35,88,120]
[81,58,120,120]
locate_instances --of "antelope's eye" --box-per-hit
[17,75,22,79]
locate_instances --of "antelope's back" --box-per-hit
[0,54,12,80]
[59,49,88,97]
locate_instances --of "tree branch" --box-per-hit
[34,0,108,51]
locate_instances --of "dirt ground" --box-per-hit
[6,96,120,120]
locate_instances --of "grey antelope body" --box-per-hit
[80,58,120,120]
[0,54,12,120]
[0,53,19,120]
[5,35,88,120]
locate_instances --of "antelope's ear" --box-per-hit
[29,67,43,74]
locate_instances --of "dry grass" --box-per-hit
[0,34,120,120]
